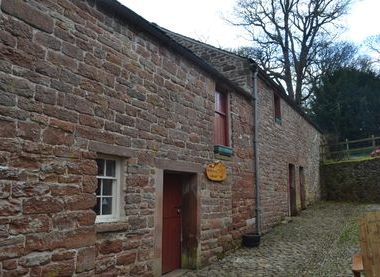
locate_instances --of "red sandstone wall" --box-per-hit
[166,31,322,233]
[0,0,255,275]
[257,80,321,232]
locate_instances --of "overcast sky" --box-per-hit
[118,0,380,49]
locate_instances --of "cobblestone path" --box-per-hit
[184,202,380,277]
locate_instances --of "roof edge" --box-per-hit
[158,27,322,133]
[94,0,252,101]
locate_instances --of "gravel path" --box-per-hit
[184,202,380,277]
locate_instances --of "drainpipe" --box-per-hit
[251,64,261,236]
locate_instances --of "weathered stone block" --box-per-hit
[19,252,51,267]
[40,260,75,277]
[0,119,16,138]
[51,249,76,262]
[116,252,136,265]
[0,199,21,216]
[0,236,25,261]
[12,182,49,198]
[0,91,16,107]
[64,193,96,211]
[1,0,54,33]
[35,31,61,51]
[17,122,41,142]
[2,258,18,270]
[10,215,51,234]
[43,127,73,146]
[76,246,95,273]
[23,196,64,214]
[98,239,123,255]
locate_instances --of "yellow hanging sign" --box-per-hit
[206,161,227,182]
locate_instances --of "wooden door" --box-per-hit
[299,167,306,210]
[162,174,182,274]
[289,164,297,216]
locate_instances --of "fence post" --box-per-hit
[321,144,325,162]
[372,135,376,149]
[345,138,350,160]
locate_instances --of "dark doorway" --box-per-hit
[162,173,183,274]
[299,167,306,210]
[289,164,297,216]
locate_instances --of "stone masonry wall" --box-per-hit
[257,80,321,232]
[0,0,255,275]
[165,33,322,233]
[321,158,380,202]
[163,30,253,92]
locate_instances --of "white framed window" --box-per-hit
[95,158,121,223]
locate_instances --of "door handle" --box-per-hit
[175,206,181,215]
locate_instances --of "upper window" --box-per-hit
[95,158,120,222]
[274,93,282,123]
[214,91,229,146]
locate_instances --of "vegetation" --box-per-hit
[323,157,377,165]
[231,0,353,105]
[310,68,380,140]
[230,0,380,140]
[338,220,359,246]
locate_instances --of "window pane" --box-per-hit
[106,160,116,177]
[214,91,228,146]
[215,91,220,111]
[102,197,113,215]
[96,159,104,176]
[215,91,227,114]
[214,114,227,146]
[102,179,113,196]
[94,198,101,215]
[96,179,101,196]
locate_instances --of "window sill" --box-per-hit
[214,145,233,157]
[95,221,129,233]
[214,153,233,161]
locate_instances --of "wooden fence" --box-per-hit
[321,135,380,162]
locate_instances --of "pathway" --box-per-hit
[184,202,380,276]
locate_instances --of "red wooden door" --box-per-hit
[289,164,297,216]
[162,174,182,274]
[299,167,306,210]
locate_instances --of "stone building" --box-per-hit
[0,0,321,276]
[163,30,322,232]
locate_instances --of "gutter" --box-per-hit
[251,64,261,235]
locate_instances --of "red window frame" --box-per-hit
[214,90,229,146]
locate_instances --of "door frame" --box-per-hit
[153,159,202,276]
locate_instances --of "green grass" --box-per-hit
[338,220,359,245]
[323,156,378,165]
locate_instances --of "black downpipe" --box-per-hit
[252,65,261,235]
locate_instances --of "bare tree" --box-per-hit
[366,34,380,54]
[317,41,357,72]
[232,0,352,105]
[365,34,380,67]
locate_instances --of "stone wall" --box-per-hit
[321,158,380,202]
[0,0,255,275]
[257,80,321,232]
[164,31,322,233]
[163,30,253,92]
